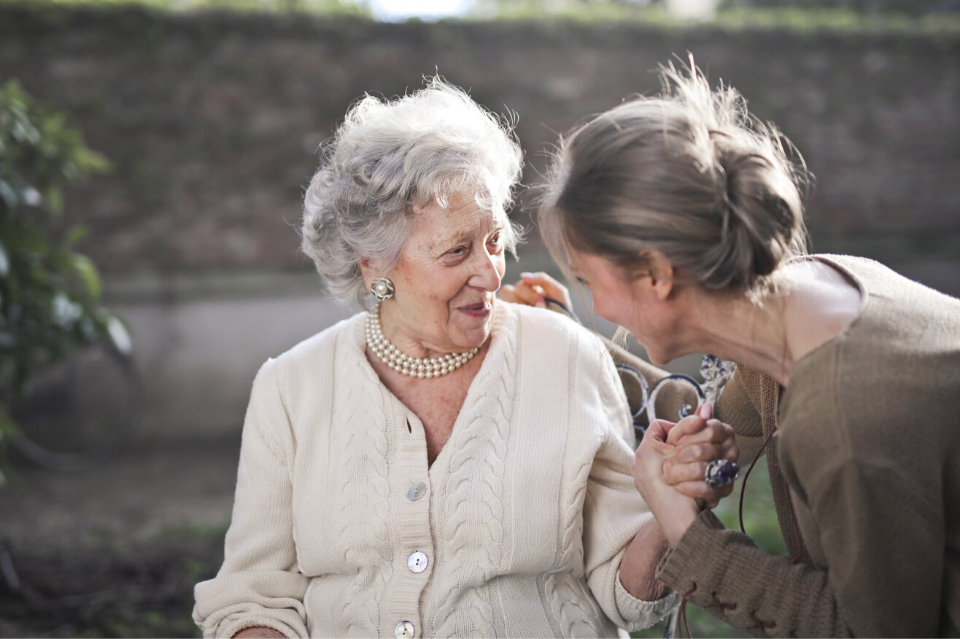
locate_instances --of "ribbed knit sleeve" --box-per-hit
[614,568,680,627]
[583,355,678,632]
[193,359,309,639]
[582,427,678,631]
[656,510,849,638]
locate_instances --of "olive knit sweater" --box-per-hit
[655,255,960,637]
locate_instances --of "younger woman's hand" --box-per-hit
[662,403,739,508]
[500,272,572,312]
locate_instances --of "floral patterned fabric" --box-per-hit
[699,354,737,405]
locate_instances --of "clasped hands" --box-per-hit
[633,403,739,547]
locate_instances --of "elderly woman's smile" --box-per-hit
[368,192,507,359]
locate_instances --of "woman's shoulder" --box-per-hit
[265,311,366,377]
[244,312,366,444]
[811,253,960,314]
[788,254,960,385]
[502,301,633,442]
[506,300,603,346]
[505,301,620,390]
[779,255,960,470]
[505,302,613,369]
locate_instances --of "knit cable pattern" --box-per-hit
[543,332,603,638]
[545,476,600,639]
[546,571,602,638]
[332,338,393,636]
[432,315,517,638]
[544,440,602,635]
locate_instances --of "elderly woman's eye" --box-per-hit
[576,277,588,286]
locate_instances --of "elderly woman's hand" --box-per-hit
[500,272,572,312]
[662,403,739,509]
[632,419,701,547]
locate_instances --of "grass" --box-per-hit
[0,523,227,638]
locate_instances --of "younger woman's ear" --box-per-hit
[645,251,674,301]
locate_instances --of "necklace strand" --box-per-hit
[365,307,478,379]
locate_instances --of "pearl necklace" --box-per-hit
[365,307,479,379]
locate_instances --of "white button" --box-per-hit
[407,481,427,501]
[395,620,415,639]
[407,551,428,573]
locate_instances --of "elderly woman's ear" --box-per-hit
[358,257,384,292]
[358,257,374,289]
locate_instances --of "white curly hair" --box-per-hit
[301,77,524,307]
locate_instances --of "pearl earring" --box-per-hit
[370,277,395,301]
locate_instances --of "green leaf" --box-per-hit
[0,239,8,277]
[0,180,18,209]
[0,406,15,487]
[75,148,111,174]
[106,315,133,355]
[0,405,14,437]
[65,225,90,247]
[44,186,62,215]
[69,253,101,302]
[11,118,40,145]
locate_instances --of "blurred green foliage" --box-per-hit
[0,80,125,483]
[0,0,370,14]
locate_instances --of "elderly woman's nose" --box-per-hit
[468,250,503,291]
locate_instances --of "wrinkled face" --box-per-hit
[369,192,507,355]
[568,248,681,365]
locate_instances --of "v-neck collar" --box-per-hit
[348,302,517,478]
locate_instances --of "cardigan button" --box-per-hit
[395,620,415,639]
[407,481,427,501]
[407,551,429,573]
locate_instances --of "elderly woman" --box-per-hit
[529,60,960,637]
[192,79,736,639]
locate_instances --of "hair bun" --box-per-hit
[539,57,810,296]
[707,134,806,291]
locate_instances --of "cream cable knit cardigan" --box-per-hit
[193,302,678,638]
